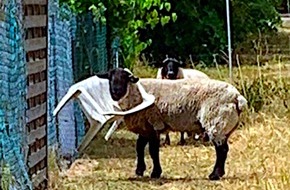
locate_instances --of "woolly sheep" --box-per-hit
[156,57,210,146]
[156,57,209,80]
[97,68,247,180]
[96,68,169,179]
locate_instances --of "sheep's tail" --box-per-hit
[236,95,248,115]
[224,94,248,139]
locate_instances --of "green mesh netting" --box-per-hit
[48,1,109,170]
[73,12,108,82]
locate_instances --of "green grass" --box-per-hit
[48,58,290,190]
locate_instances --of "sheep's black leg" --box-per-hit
[135,135,148,176]
[164,133,171,145]
[177,132,186,145]
[148,134,162,178]
[187,131,193,138]
[209,138,229,180]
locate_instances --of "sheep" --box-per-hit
[156,57,210,146]
[97,68,247,180]
[96,68,170,179]
[156,57,209,80]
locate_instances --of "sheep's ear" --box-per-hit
[129,75,139,83]
[96,72,110,79]
[162,57,169,65]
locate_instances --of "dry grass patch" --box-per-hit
[49,62,290,190]
[49,113,290,190]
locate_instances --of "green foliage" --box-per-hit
[60,0,176,69]
[238,77,265,112]
[0,162,14,190]
[140,0,282,66]
[60,0,282,67]
[235,75,290,113]
[231,0,282,45]
[132,60,158,78]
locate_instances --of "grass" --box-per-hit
[48,58,290,190]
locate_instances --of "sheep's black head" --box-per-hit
[161,57,181,79]
[96,68,139,101]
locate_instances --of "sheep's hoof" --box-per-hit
[177,140,186,146]
[150,168,162,179]
[209,173,220,180]
[160,140,170,147]
[202,133,210,142]
[208,168,225,180]
[135,166,146,176]
[160,143,168,147]
[164,140,170,146]
[186,132,193,137]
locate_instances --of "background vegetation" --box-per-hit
[61,0,283,67]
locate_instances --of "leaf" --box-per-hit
[101,16,106,24]
[136,20,144,28]
[151,9,158,18]
[89,5,96,12]
[164,2,171,11]
[172,12,177,22]
[142,0,152,10]
[161,16,170,26]
[147,38,152,46]
[160,2,164,10]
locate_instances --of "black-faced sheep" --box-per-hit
[96,69,169,179]
[156,57,210,146]
[97,68,247,181]
[156,57,209,80]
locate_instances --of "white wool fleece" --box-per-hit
[139,78,248,145]
[156,68,209,80]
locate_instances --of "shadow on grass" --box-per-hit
[83,135,213,159]
[127,176,209,183]
[81,128,215,159]
[126,175,243,182]
[160,138,213,148]
[91,175,245,185]
[83,134,137,159]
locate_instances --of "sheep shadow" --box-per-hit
[127,176,209,183]
[82,133,138,159]
[83,135,212,160]
[160,138,213,148]
[95,175,245,185]
[81,130,214,160]
[125,175,247,189]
